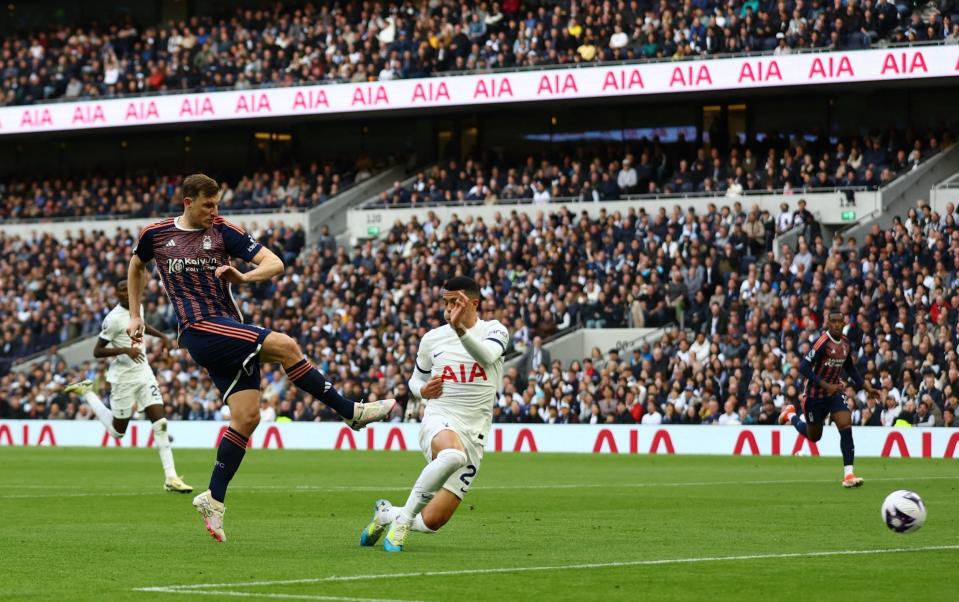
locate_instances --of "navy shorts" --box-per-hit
[801,394,848,425]
[179,317,271,401]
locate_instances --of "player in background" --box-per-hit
[127,173,394,542]
[780,310,881,487]
[358,276,509,552]
[65,279,193,493]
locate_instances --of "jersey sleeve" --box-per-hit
[133,226,157,263]
[800,339,826,385]
[459,320,509,366]
[409,334,434,399]
[98,314,117,344]
[218,220,262,262]
[483,320,510,353]
[414,333,434,376]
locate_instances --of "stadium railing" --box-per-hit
[841,142,959,241]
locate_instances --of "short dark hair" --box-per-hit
[181,173,220,203]
[828,310,844,319]
[443,276,480,299]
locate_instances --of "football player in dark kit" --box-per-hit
[127,173,395,541]
[780,310,881,487]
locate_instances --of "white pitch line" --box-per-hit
[136,545,959,594]
[136,588,423,602]
[6,474,959,499]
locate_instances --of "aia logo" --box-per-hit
[441,363,488,383]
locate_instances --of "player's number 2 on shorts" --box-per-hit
[459,464,477,487]
[150,384,160,400]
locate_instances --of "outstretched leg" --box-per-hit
[383,430,468,552]
[787,396,824,442]
[66,380,128,439]
[260,332,394,429]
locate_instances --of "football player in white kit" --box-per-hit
[65,279,193,493]
[358,276,509,552]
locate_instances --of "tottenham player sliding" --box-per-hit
[358,276,509,552]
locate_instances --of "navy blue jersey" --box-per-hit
[134,216,262,327]
[800,331,864,398]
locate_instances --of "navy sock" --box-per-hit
[839,427,855,466]
[790,413,808,436]
[286,358,354,419]
[209,427,248,503]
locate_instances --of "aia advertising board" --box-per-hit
[0,46,955,135]
[1,421,957,459]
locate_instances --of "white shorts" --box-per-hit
[419,413,487,499]
[109,378,163,419]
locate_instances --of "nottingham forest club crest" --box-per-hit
[169,258,185,274]
[203,236,212,250]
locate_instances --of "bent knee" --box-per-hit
[436,447,468,469]
[277,333,301,361]
[232,408,260,434]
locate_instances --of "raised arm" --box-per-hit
[458,327,507,366]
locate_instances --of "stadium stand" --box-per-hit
[0,162,361,220]
[4,193,959,428]
[1,0,950,106]
[369,129,951,206]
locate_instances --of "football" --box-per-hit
[881,490,927,534]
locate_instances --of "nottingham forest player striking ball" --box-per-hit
[127,173,394,542]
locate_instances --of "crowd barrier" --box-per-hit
[1,421,956,458]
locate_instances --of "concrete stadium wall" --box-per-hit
[507,328,665,374]
[348,191,863,241]
[0,212,308,240]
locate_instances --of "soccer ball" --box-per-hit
[881,490,926,534]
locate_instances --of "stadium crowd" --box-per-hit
[0,161,362,220]
[3,194,959,429]
[374,129,949,205]
[2,0,955,106]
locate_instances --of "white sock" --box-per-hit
[413,514,436,533]
[844,465,854,477]
[380,506,402,526]
[84,392,123,439]
[380,506,435,533]
[397,448,467,525]
[153,418,178,479]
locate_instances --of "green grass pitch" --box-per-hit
[1,447,956,601]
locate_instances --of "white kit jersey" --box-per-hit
[99,304,154,385]
[415,319,509,436]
